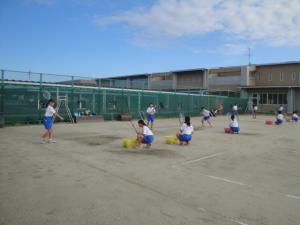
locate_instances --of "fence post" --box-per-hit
[0,70,4,127]
[38,73,42,120]
[71,76,74,114]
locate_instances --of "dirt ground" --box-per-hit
[0,115,300,225]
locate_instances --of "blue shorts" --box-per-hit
[230,127,240,133]
[43,116,53,129]
[147,114,155,122]
[203,116,210,121]
[275,119,283,125]
[292,117,298,122]
[179,134,192,142]
[142,135,154,144]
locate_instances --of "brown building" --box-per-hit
[240,62,300,113]
[102,61,300,113]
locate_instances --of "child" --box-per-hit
[292,110,299,122]
[41,99,63,143]
[232,103,239,120]
[146,103,156,130]
[278,105,284,113]
[137,119,154,148]
[252,104,258,119]
[176,116,194,145]
[201,106,212,127]
[229,115,240,134]
[275,111,284,125]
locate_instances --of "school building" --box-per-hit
[101,61,300,113]
[240,62,300,113]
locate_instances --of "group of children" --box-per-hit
[275,110,299,125]
[41,100,298,147]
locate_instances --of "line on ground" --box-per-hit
[200,174,248,186]
[232,220,248,225]
[287,194,300,200]
[180,152,226,166]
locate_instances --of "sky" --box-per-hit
[0,0,300,78]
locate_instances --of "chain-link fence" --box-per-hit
[0,69,248,125]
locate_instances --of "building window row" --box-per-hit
[256,71,298,81]
[252,93,287,105]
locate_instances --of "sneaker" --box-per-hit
[48,139,56,143]
[41,140,47,144]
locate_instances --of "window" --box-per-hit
[278,93,287,105]
[256,72,260,80]
[268,72,272,81]
[279,72,284,81]
[268,93,278,104]
[292,72,297,81]
[259,93,267,104]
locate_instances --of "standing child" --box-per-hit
[41,99,63,143]
[146,103,156,130]
[252,104,258,119]
[292,110,299,122]
[137,120,154,148]
[176,116,194,145]
[278,105,284,113]
[232,103,239,120]
[229,115,240,134]
[201,106,212,127]
[275,111,284,125]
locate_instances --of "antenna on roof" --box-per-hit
[247,47,252,65]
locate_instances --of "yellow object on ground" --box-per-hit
[123,138,139,148]
[165,135,179,145]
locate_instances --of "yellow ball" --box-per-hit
[165,136,179,145]
[123,138,138,148]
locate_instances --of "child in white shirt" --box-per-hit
[252,104,258,119]
[137,119,154,148]
[229,115,240,134]
[146,103,156,130]
[275,111,284,125]
[42,99,63,143]
[201,107,212,127]
[292,111,299,122]
[176,116,194,145]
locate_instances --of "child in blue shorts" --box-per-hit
[41,99,63,143]
[229,115,240,134]
[292,111,299,122]
[137,119,154,148]
[201,106,212,127]
[275,111,284,125]
[146,103,156,130]
[176,116,194,145]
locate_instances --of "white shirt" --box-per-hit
[202,109,210,117]
[45,106,56,117]
[146,107,156,115]
[229,119,239,128]
[277,114,284,121]
[292,113,299,119]
[233,105,238,111]
[253,106,258,111]
[180,123,194,135]
[142,126,153,136]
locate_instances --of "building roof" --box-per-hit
[255,61,300,67]
[240,85,300,89]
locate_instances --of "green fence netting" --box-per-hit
[0,69,248,125]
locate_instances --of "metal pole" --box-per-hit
[0,70,4,127]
